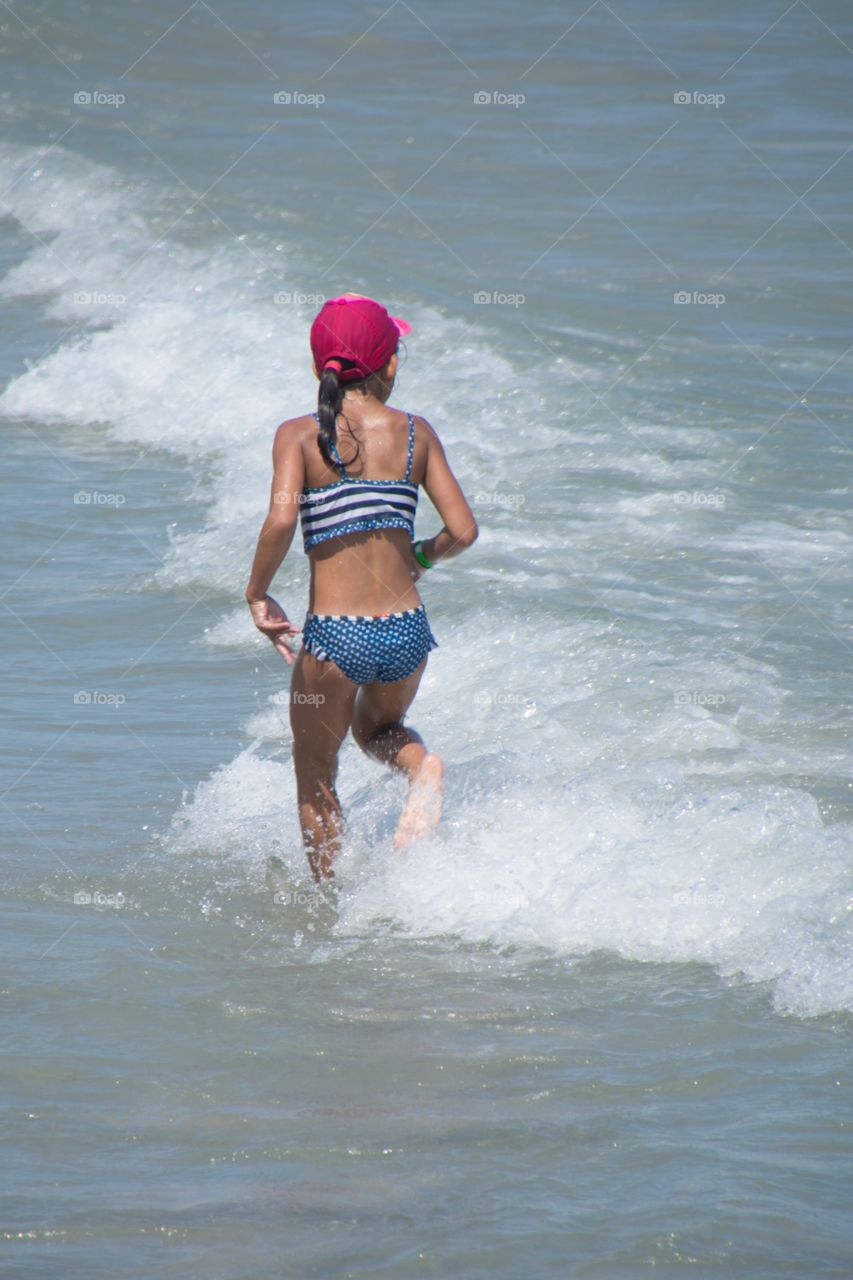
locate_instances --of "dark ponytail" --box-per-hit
[317,364,346,469]
[316,357,369,472]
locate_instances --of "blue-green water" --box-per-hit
[2,2,852,1276]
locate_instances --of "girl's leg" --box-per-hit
[351,658,428,775]
[351,659,444,846]
[289,648,358,881]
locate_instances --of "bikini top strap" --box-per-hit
[311,411,349,478]
[404,412,415,482]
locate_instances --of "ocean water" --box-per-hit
[2,1,852,1276]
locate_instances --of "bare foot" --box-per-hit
[394,752,444,848]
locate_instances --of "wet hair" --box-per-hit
[316,359,360,470]
[316,350,399,472]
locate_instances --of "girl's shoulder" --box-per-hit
[273,412,316,444]
[404,411,434,432]
[275,411,317,433]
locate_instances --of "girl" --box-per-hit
[245,294,477,881]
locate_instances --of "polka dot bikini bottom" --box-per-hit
[301,605,438,685]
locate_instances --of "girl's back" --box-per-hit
[301,404,422,488]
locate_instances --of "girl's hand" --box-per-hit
[409,546,426,583]
[247,595,301,665]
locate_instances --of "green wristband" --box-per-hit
[413,540,434,570]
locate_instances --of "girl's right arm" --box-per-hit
[244,420,306,663]
[418,418,479,564]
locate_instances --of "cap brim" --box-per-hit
[391,315,411,337]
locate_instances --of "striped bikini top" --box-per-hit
[300,411,419,551]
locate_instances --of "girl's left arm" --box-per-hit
[245,421,306,664]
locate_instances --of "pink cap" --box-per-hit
[310,293,411,381]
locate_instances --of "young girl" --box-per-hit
[245,294,478,881]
